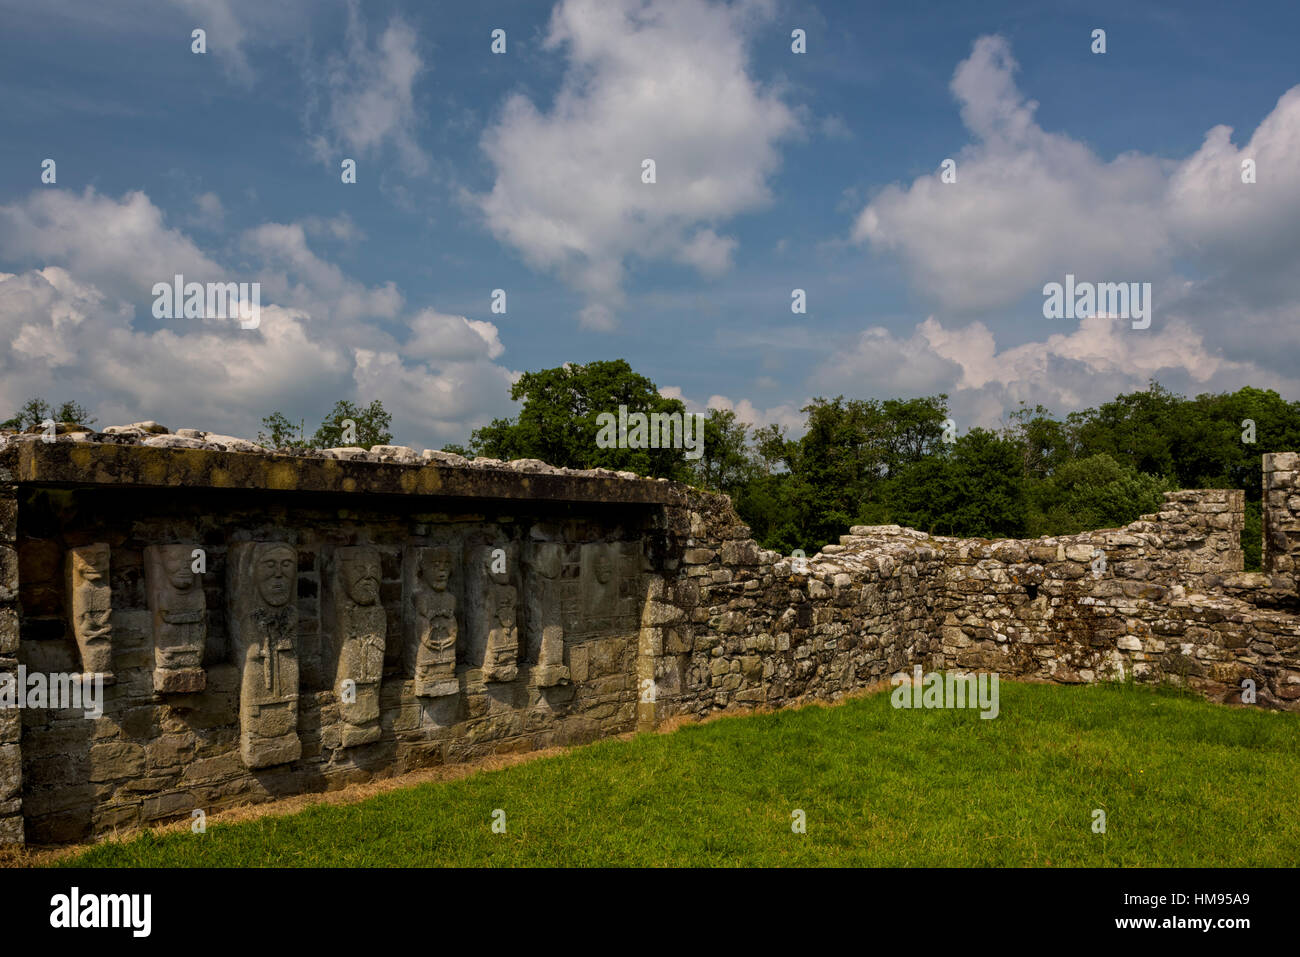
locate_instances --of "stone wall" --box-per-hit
[0,468,21,844]
[3,430,1298,847]
[645,485,1300,726]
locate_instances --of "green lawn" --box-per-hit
[58,681,1300,867]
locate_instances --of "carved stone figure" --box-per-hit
[482,583,519,682]
[478,547,518,682]
[144,544,206,693]
[228,541,300,768]
[411,546,459,697]
[66,544,114,682]
[581,542,620,626]
[328,546,386,746]
[525,541,568,686]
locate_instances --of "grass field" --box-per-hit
[56,680,1300,867]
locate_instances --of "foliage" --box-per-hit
[2,397,96,430]
[258,400,392,450]
[467,359,692,480]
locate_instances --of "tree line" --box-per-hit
[9,361,1296,570]
[455,361,1299,571]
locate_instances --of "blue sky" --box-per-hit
[1,0,1297,449]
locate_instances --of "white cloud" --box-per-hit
[814,313,1299,429]
[660,385,806,435]
[852,34,1300,323]
[307,9,427,174]
[242,222,403,325]
[475,0,798,329]
[0,189,518,448]
[194,192,224,225]
[0,188,224,299]
[404,308,505,362]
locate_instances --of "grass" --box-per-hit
[55,680,1300,867]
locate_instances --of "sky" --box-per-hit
[1,0,1297,450]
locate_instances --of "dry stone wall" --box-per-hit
[2,430,1298,847]
[646,484,1300,726]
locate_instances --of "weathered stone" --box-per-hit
[325,545,386,746]
[407,544,460,698]
[228,541,301,768]
[145,544,207,693]
[66,543,115,681]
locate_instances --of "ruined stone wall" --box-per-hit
[3,434,1299,847]
[0,471,21,844]
[4,438,676,845]
[647,483,1300,725]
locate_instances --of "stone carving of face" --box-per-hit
[256,545,296,607]
[342,552,381,605]
[495,589,516,627]
[166,550,195,591]
[76,546,109,584]
[532,543,562,580]
[595,552,613,585]
[420,549,452,591]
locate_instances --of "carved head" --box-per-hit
[71,544,110,584]
[164,547,196,591]
[419,546,452,591]
[530,543,563,580]
[495,587,516,626]
[339,548,381,605]
[255,543,296,607]
[594,551,613,585]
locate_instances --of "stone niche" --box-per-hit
[228,541,301,768]
[464,541,520,682]
[65,543,114,682]
[524,538,568,686]
[404,543,461,698]
[565,541,642,639]
[144,544,207,693]
[323,545,386,746]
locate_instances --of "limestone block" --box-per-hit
[325,545,386,747]
[228,542,301,768]
[407,544,460,698]
[65,543,114,682]
[525,540,568,687]
[145,544,207,693]
[466,543,519,682]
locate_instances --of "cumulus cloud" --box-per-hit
[659,385,806,435]
[242,222,403,325]
[475,0,798,329]
[847,33,1300,405]
[0,188,224,300]
[814,314,1299,429]
[853,34,1300,322]
[306,8,427,174]
[0,189,517,448]
[852,35,1171,313]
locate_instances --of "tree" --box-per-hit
[1026,453,1172,537]
[257,412,308,450]
[2,397,96,430]
[311,399,393,448]
[689,408,754,494]
[256,400,392,450]
[885,428,1027,538]
[467,360,692,480]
